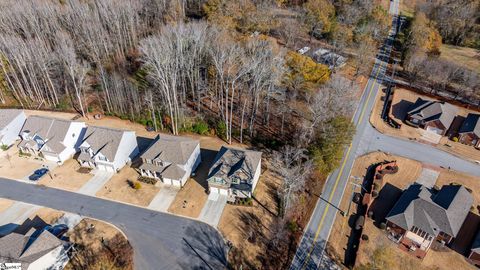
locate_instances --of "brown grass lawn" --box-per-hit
[0,147,41,179]
[0,198,13,213]
[30,208,65,225]
[67,218,121,251]
[168,177,208,218]
[218,159,281,269]
[327,152,478,270]
[440,44,480,75]
[96,166,159,207]
[38,159,93,191]
[370,87,480,162]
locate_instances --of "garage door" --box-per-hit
[172,180,181,187]
[426,126,443,135]
[98,164,114,172]
[210,187,219,194]
[43,154,59,163]
[219,189,228,196]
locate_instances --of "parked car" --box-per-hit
[44,224,69,238]
[28,168,49,181]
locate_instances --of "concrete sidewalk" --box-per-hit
[147,186,179,212]
[198,193,227,227]
[78,171,114,195]
[0,201,40,236]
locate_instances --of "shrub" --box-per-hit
[192,121,209,135]
[452,137,459,142]
[87,106,94,113]
[138,176,157,185]
[287,220,298,233]
[361,234,369,241]
[379,222,387,230]
[0,144,9,151]
[133,182,142,190]
[215,121,227,140]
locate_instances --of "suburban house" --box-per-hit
[0,109,26,147]
[458,113,480,148]
[207,146,262,201]
[0,227,71,270]
[138,134,201,187]
[405,98,458,135]
[18,116,86,164]
[77,126,139,172]
[468,229,480,267]
[386,183,472,259]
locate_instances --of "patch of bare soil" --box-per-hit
[96,167,159,207]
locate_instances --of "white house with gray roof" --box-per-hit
[77,126,139,172]
[138,134,201,187]
[207,146,262,201]
[18,116,86,164]
[0,227,70,270]
[386,183,472,257]
[0,109,26,147]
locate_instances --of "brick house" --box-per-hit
[386,183,472,259]
[458,113,480,149]
[405,98,458,135]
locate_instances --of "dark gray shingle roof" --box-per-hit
[459,113,480,137]
[408,98,458,129]
[207,146,262,190]
[386,183,472,237]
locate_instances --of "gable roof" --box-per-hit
[207,146,262,190]
[408,98,458,129]
[0,228,65,268]
[19,116,80,153]
[141,134,199,165]
[459,113,480,137]
[81,126,130,161]
[0,109,23,128]
[386,183,472,237]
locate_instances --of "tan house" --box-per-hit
[405,98,458,135]
[138,134,201,187]
[386,183,472,259]
[207,146,262,202]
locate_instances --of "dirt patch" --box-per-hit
[38,159,92,191]
[218,159,281,269]
[29,208,64,224]
[327,152,478,269]
[370,87,480,162]
[96,167,159,207]
[168,177,208,218]
[440,44,480,75]
[0,147,42,180]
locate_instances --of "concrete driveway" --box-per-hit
[0,201,40,236]
[198,193,227,227]
[0,178,228,270]
[78,170,114,195]
[147,186,179,212]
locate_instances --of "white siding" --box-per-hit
[27,245,68,270]
[112,131,139,171]
[250,159,262,194]
[0,111,26,146]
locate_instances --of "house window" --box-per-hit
[146,159,152,164]
[98,155,107,161]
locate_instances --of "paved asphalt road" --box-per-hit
[290,0,480,269]
[0,179,227,270]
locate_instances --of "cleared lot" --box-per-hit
[96,166,159,207]
[38,159,93,191]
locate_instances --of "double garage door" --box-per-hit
[97,164,115,172]
[210,187,229,196]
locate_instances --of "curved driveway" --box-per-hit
[0,179,227,270]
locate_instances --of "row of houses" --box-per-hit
[0,109,263,201]
[405,98,480,148]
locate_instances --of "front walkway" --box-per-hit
[78,170,114,195]
[198,193,227,227]
[147,185,179,212]
[0,201,40,236]
[415,168,439,188]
